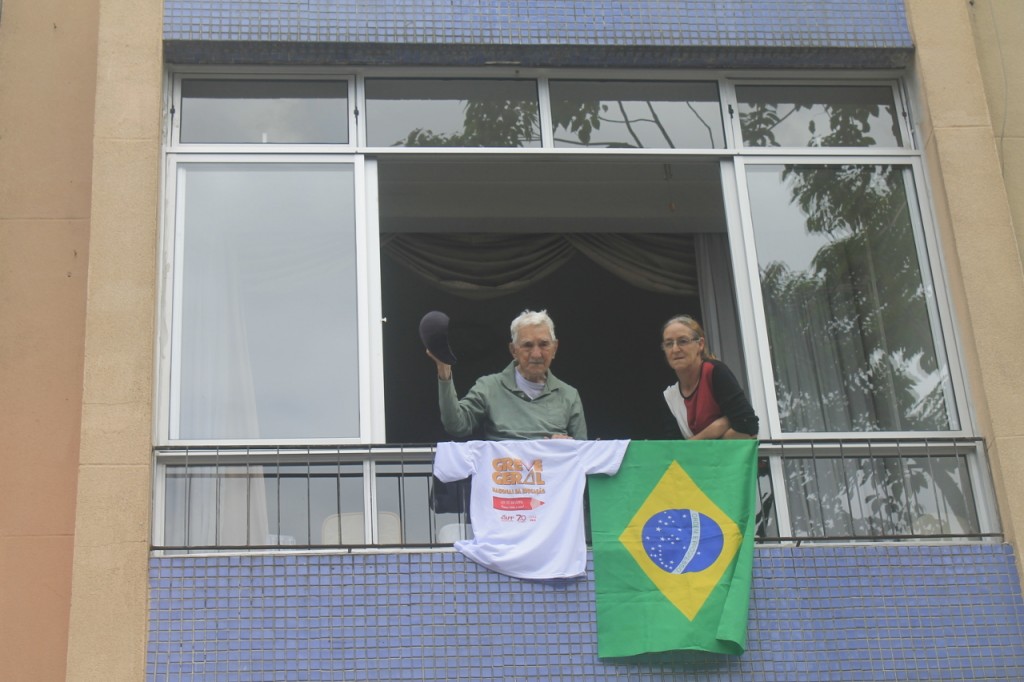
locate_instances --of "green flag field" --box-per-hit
[589,440,759,658]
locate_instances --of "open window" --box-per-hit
[376,156,747,442]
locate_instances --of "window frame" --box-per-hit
[168,71,357,152]
[721,78,915,154]
[354,69,735,157]
[544,77,726,150]
[154,153,384,447]
[731,154,972,440]
[157,66,976,446]
[361,76,545,149]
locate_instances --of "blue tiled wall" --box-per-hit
[163,0,913,68]
[148,544,1024,681]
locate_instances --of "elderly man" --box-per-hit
[427,309,587,440]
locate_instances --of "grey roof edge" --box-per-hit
[163,41,914,70]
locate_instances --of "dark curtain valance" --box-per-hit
[381,233,697,300]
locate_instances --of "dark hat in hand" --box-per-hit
[419,310,458,365]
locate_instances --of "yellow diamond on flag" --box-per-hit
[619,460,742,621]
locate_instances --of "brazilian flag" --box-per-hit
[589,440,758,658]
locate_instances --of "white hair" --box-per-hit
[510,309,557,344]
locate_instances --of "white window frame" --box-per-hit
[168,71,357,153]
[721,77,915,155]
[154,153,384,446]
[156,66,977,447]
[354,68,734,157]
[731,154,972,440]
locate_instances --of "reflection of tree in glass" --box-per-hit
[550,98,604,145]
[761,163,950,433]
[740,100,899,148]
[398,99,541,147]
[551,97,720,148]
[785,455,976,539]
[398,95,711,148]
[745,100,950,433]
[550,97,688,148]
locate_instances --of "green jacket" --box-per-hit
[438,362,587,440]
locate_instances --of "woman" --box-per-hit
[660,315,758,439]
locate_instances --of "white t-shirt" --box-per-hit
[434,439,630,579]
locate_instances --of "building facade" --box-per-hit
[3,1,1024,680]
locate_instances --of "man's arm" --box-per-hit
[429,349,482,438]
[437,377,486,438]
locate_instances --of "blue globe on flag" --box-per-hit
[642,509,724,574]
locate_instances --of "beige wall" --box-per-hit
[905,0,1024,555]
[966,0,1024,508]
[0,1,98,680]
[970,0,1024,268]
[61,0,164,679]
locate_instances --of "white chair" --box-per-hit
[321,512,403,545]
[437,523,471,543]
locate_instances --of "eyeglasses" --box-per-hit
[661,336,701,350]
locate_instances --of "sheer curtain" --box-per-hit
[164,464,270,549]
[176,196,269,548]
[179,230,261,439]
[695,233,748,393]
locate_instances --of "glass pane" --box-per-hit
[163,467,187,547]
[550,80,723,148]
[180,79,349,144]
[316,463,366,545]
[175,163,360,440]
[747,164,957,432]
[783,454,980,538]
[376,461,436,544]
[184,467,222,547]
[276,466,310,545]
[736,84,903,148]
[161,460,366,549]
[162,464,270,548]
[365,79,541,147]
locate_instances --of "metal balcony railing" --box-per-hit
[150,438,999,554]
[759,437,998,543]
